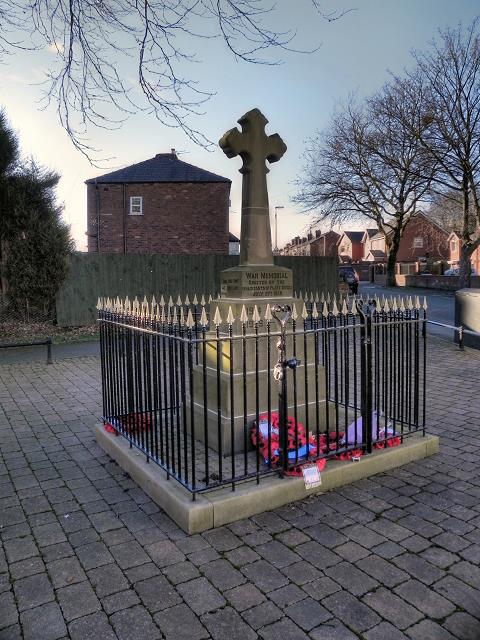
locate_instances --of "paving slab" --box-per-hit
[0,339,479,638]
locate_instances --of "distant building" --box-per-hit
[310,230,340,257]
[281,230,340,257]
[337,231,364,263]
[362,213,450,275]
[229,232,240,256]
[361,228,381,260]
[363,231,386,263]
[86,150,231,254]
[281,234,313,256]
[448,232,480,273]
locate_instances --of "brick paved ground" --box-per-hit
[0,337,479,640]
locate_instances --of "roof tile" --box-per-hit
[86,153,230,184]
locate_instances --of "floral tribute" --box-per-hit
[251,411,400,476]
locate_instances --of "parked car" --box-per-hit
[444,266,477,276]
[339,265,359,294]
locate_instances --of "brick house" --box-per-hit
[281,235,312,256]
[448,232,480,273]
[363,232,386,263]
[280,230,340,257]
[361,229,382,260]
[362,212,450,274]
[395,213,449,266]
[310,230,340,257]
[337,231,364,263]
[86,150,231,253]
[391,212,449,275]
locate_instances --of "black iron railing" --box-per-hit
[98,294,427,498]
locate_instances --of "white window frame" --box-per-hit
[413,237,423,249]
[129,196,143,215]
[451,240,457,252]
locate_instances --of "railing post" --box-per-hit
[458,325,465,350]
[272,306,290,476]
[357,300,373,454]
[46,337,53,365]
[272,305,300,476]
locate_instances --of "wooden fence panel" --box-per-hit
[56,253,339,326]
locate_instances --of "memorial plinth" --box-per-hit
[191,331,325,455]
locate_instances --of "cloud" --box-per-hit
[0,72,29,85]
[0,68,46,86]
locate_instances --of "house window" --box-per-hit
[129,196,143,215]
[400,262,416,275]
[451,240,457,252]
[413,237,423,248]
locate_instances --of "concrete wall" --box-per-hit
[395,274,480,290]
[56,253,339,326]
[455,289,480,349]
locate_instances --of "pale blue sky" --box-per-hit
[0,1,478,250]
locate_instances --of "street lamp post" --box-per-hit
[274,206,284,252]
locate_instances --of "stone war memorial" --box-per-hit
[96,108,438,533]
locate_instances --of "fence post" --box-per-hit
[458,325,464,350]
[272,305,300,476]
[272,306,290,476]
[357,300,373,454]
[46,337,53,365]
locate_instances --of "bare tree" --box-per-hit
[0,1,350,160]
[428,190,476,237]
[385,19,480,287]
[295,94,435,286]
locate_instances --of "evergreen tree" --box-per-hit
[0,110,73,318]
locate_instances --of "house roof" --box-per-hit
[369,249,386,258]
[363,212,449,242]
[86,152,231,184]
[310,231,340,243]
[229,232,240,242]
[338,231,364,244]
[361,228,378,242]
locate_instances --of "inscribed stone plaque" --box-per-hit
[220,265,292,299]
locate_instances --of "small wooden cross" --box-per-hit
[220,108,287,266]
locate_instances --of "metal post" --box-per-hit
[46,337,53,365]
[272,305,300,475]
[357,300,373,454]
[458,325,465,350]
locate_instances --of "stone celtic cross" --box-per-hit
[220,108,287,266]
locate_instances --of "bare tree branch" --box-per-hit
[294,93,435,285]
[0,0,346,161]
[386,18,480,286]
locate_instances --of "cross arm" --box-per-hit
[219,127,245,159]
[266,133,287,164]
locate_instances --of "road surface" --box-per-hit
[360,282,455,340]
